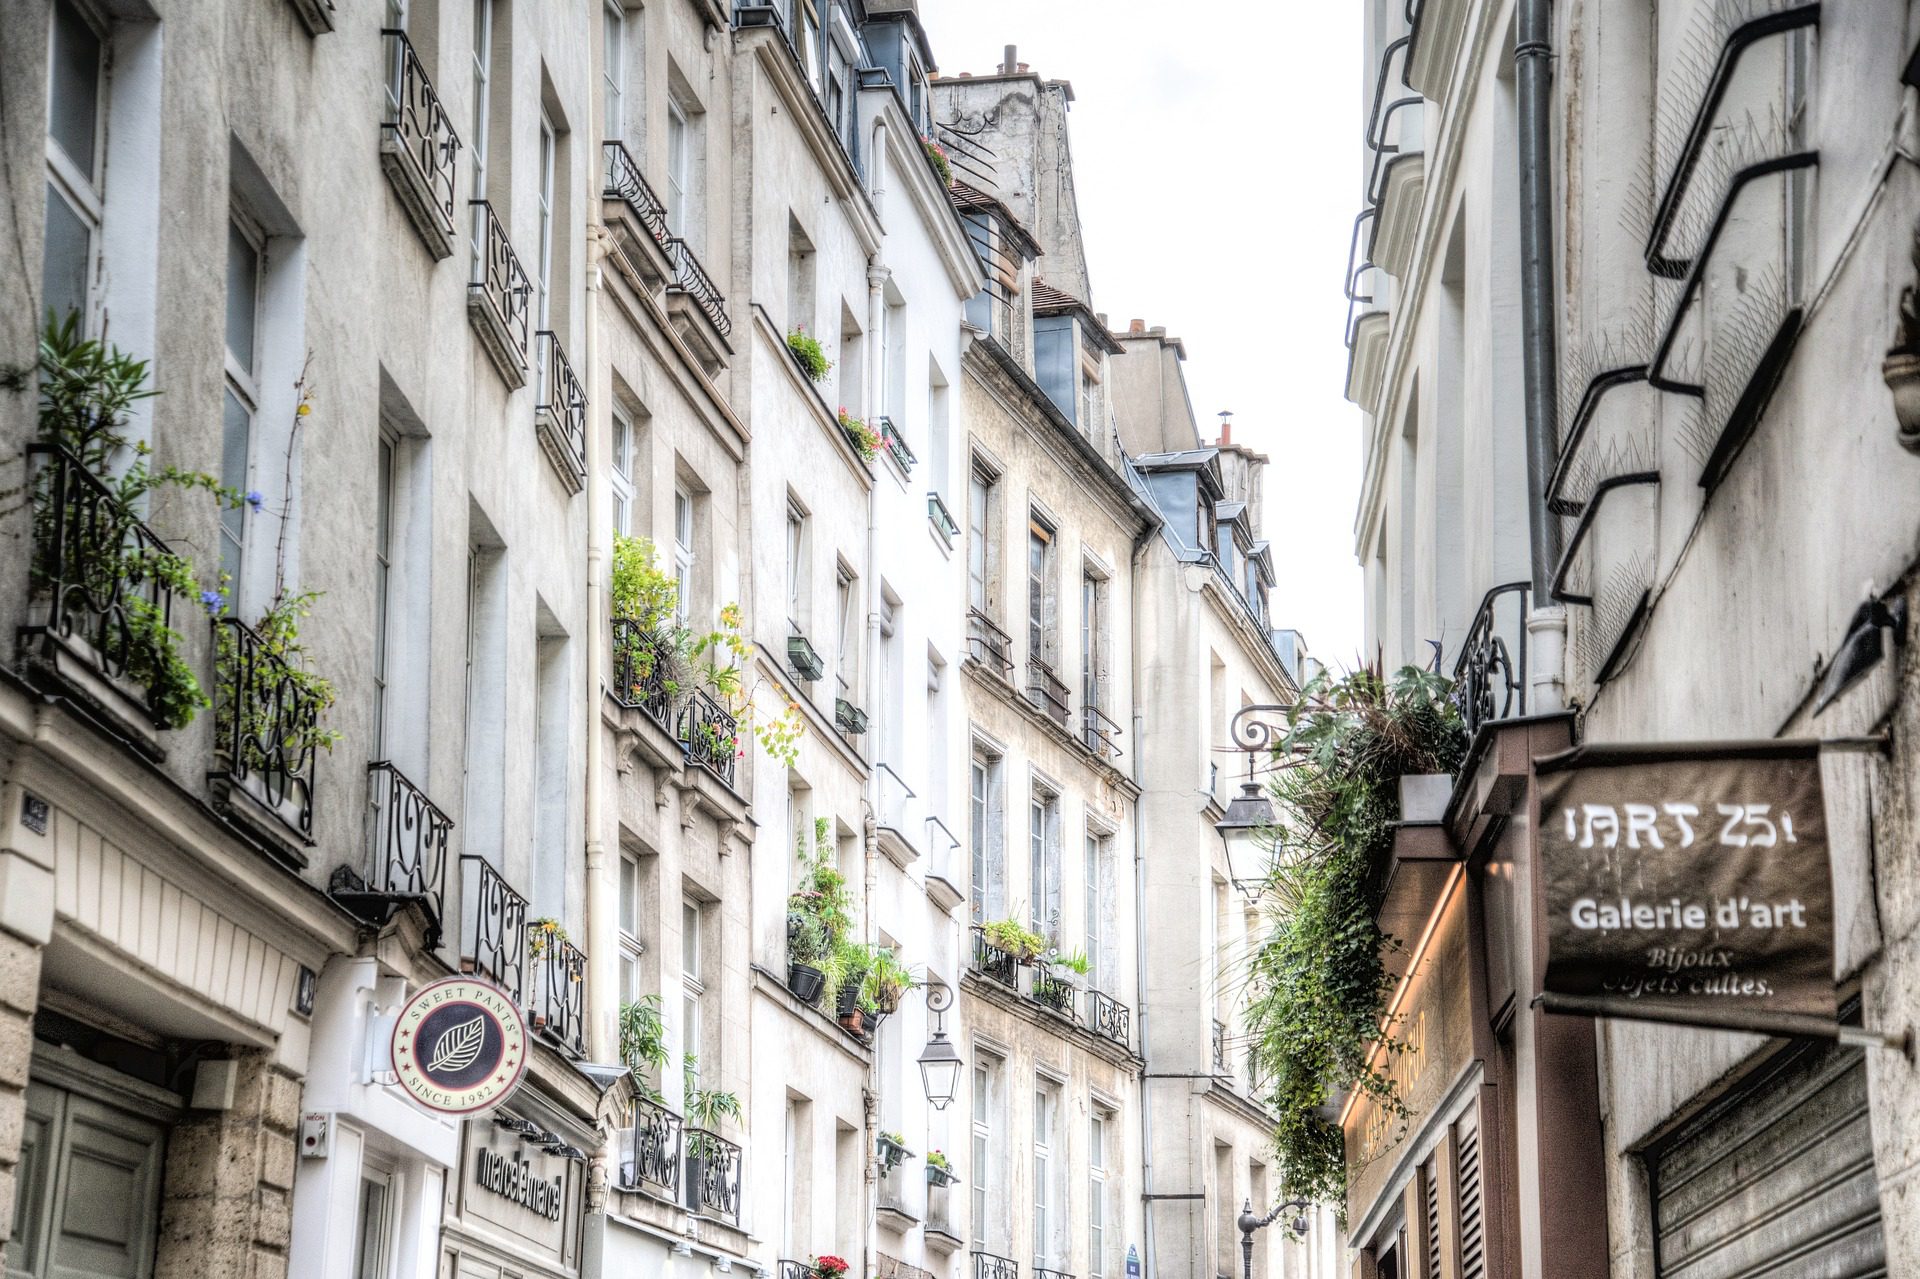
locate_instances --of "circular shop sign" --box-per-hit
[390,976,530,1116]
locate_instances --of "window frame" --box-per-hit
[371,426,399,758]
[1089,1110,1109,1279]
[44,0,108,334]
[665,95,690,232]
[536,112,556,332]
[610,406,634,536]
[602,1,626,142]
[353,1158,396,1279]
[220,210,267,597]
[618,851,643,1003]
[1027,516,1056,668]
[681,897,704,1086]
[673,485,696,621]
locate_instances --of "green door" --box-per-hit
[8,1082,166,1279]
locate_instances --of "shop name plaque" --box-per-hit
[1537,741,1836,1030]
[475,1148,565,1221]
[390,976,531,1116]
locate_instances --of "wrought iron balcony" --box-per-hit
[531,933,585,1055]
[1081,703,1123,761]
[1089,989,1131,1049]
[601,139,672,249]
[1452,581,1530,740]
[777,1263,815,1279]
[1035,1269,1073,1279]
[1029,972,1075,1019]
[22,444,186,733]
[380,30,460,258]
[534,331,587,493]
[666,236,731,338]
[458,855,529,1003]
[364,760,452,942]
[966,608,1013,677]
[468,200,532,386]
[973,1252,1019,1279]
[622,1095,683,1200]
[678,688,739,787]
[835,697,869,735]
[928,491,961,542]
[971,930,1019,989]
[1026,658,1070,728]
[1212,1019,1227,1073]
[611,618,677,732]
[685,1129,743,1224]
[877,417,916,474]
[210,616,322,844]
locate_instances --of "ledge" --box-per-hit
[1371,153,1426,280]
[1345,311,1391,414]
[959,968,1142,1073]
[1406,0,1472,103]
[957,657,1138,798]
[749,963,875,1067]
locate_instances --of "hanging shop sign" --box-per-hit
[1535,741,1837,1034]
[391,976,531,1116]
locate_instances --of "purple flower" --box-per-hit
[200,590,226,616]
[245,490,264,511]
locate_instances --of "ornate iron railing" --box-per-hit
[967,608,1013,677]
[666,237,732,337]
[1081,704,1123,760]
[602,140,672,246]
[623,1095,683,1200]
[469,199,532,357]
[1212,1019,1227,1073]
[1452,581,1530,739]
[380,30,460,245]
[611,617,676,731]
[971,931,1019,989]
[1026,658,1070,728]
[686,1129,743,1224]
[365,761,451,930]
[1035,1269,1073,1279]
[973,1252,1019,1279]
[679,688,739,787]
[1029,974,1075,1018]
[532,934,586,1054]
[535,331,588,489]
[877,417,916,474]
[778,1263,815,1279]
[1089,990,1131,1048]
[23,444,185,727]
[458,855,529,1003]
[211,616,322,841]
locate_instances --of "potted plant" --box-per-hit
[1031,947,1088,1014]
[786,911,830,1004]
[787,819,853,1004]
[528,917,568,960]
[982,917,1047,963]
[682,1054,742,1212]
[786,327,832,382]
[834,940,879,1033]
[813,1257,850,1279]
[876,1129,913,1171]
[921,135,952,186]
[618,995,670,1100]
[836,408,880,462]
[925,1149,959,1188]
[860,947,918,1015]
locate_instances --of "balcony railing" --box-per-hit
[469,199,532,380]
[459,855,529,1003]
[1029,973,1075,1019]
[966,608,1013,677]
[1035,1269,1073,1279]
[877,417,916,474]
[1089,990,1131,1049]
[602,139,671,247]
[611,618,677,731]
[365,760,452,940]
[531,934,586,1055]
[777,1263,815,1279]
[1081,703,1123,761]
[380,29,460,256]
[535,331,588,492]
[1026,658,1070,728]
[1212,1019,1227,1073]
[1453,581,1530,740]
[622,1095,683,1200]
[679,688,739,787]
[666,236,731,337]
[974,1252,1019,1279]
[971,930,1019,989]
[211,616,321,842]
[686,1129,743,1224]
[23,444,185,730]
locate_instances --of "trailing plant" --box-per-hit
[619,995,670,1101]
[836,408,880,462]
[981,917,1046,962]
[786,327,832,382]
[527,916,569,959]
[832,939,878,1013]
[1243,665,1466,1208]
[921,136,952,186]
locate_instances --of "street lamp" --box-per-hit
[917,981,962,1109]
[1238,1197,1312,1279]
[1216,704,1288,902]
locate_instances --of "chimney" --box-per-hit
[1002,45,1018,74]
[1220,421,1232,445]
[1017,62,1030,73]
[1128,318,1146,335]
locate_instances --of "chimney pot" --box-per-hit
[1129,318,1146,334]
[1017,62,1030,73]
[1220,421,1232,444]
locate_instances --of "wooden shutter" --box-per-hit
[1455,1113,1484,1279]
[1423,1156,1442,1279]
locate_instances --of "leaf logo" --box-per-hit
[426,1014,487,1074]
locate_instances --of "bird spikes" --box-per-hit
[1581,549,1657,681]
[1677,263,1793,466]
[1559,286,1660,439]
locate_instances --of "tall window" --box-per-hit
[1029,788,1060,941]
[971,1056,1000,1251]
[967,466,993,616]
[611,408,634,536]
[221,215,264,596]
[353,1160,393,1279]
[468,0,493,269]
[682,898,704,1085]
[1033,1084,1056,1267]
[970,754,989,925]
[536,115,556,331]
[44,1,105,330]
[1028,517,1056,666]
[619,852,642,1003]
[1084,833,1104,991]
[372,430,397,756]
[786,501,808,628]
[665,96,689,232]
[1089,1111,1109,1279]
[602,1,626,141]
[835,566,857,699]
[674,486,695,619]
[1081,571,1103,714]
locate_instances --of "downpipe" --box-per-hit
[1128,523,1158,1277]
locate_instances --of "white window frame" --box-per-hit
[1028,517,1055,667]
[1033,1084,1054,1268]
[44,0,107,334]
[786,501,808,628]
[1089,1111,1108,1279]
[681,898,704,1085]
[536,113,555,332]
[469,0,492,201]
[221,211,266,598]
[611,406,634,536]
[372,427,398,758]
[602,1,626,141]
[834,565,856,697]
[1084,833,1102,992]
[1029,787,1059,941]
[665,96,689,232]
[619,851,642,1003]
[971,1057,997,1251]
[353,1158,395,1279]
[673,485,695,620]
[967,467,992,616]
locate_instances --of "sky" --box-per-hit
[919,0,1367,667]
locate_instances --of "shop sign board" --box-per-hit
[1536,741,1836,1032]
[391,976,531,1116]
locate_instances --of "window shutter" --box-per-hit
[1423,1155,1442,1279]
[1455,1114,1484,1279]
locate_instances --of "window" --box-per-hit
[532,633,569,911]
[970,1054,1002,1251]
[1028,517,1056,667]
[682,898,704,1085]
[619,853,642,1003]
[970,748,1003,925]
[674,486,695,620]
[1033,1083,1058,1268]
[787,500,809,628]
[462,539,508,860]
[967,466,994,616]
[1089,1111,1109,1279]
[611,407,634,536]
[602,1,626,141]
[44,0,105,330]
[469,0,492,205]
[1084,833,1105,991]
[1029,787,1060,942]
[353,1162,393,1279]
[372,430,397,756]
[221,215,264,595]
[835,565,857,698]
[1081,571,1104,714]
[1079,351,1102,434]
[536,114,556,331]
[665,96,689,232]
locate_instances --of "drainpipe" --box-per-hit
[1127,524,1157,1278]
[861,256,889,1279]
[582,28,613,1072]
[1517,0,1568,709]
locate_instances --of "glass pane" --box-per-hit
[353,1177,387,1279]
[682,901,698,976]
[620,857,637,934]
[375,437,394,557]
[48,1,101,178]
[220,388,252,589]
[225,223,258,371]
[42,183,90,327]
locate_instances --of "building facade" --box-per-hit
[1349,0,1920,1275]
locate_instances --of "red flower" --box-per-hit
[815,1257,850,1278]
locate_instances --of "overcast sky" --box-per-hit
[919,0,1366,668]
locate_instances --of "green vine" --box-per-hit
[786,328,833,382]
[1243,665,1465,1207]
